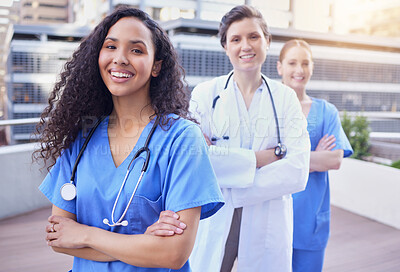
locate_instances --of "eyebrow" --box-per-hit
[104,37,147,47]
[228,31,260,37]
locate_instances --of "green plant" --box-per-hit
[391,159,400,169]
[341,112,370,159]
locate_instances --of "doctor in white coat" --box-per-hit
[188,5,310,272]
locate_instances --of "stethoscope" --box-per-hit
[60,115,160,227]
[211,72,287,157]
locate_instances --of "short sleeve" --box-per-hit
[324,102,353,158]
[38,143,78,214]
[163,124,224,220]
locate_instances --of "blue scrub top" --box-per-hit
[39,114,224,272]
[292,98,353,251]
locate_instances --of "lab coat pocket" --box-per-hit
[314,210,330,234]
[265,198,293,249]
[128,194,162,234]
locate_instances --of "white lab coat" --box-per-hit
[189,73,310,272]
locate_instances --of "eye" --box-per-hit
[132,48,143,54]
[105,45,116,49]
[231,37,240,43]
[250,35,259,40]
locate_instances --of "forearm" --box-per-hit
[85,229,188,269]
[255,149,279,168]
[82,207,200,269]
[310,150,343,172]
[208,145,256,188]
[230,147,310,207]
[52,246,116,262]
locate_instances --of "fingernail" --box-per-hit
[168,230,174,235]
[173,213,179,219]
[176,228,183,234]
[179,222,186,229]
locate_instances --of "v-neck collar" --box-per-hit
[306,97,315,121]
[104,116,155,170]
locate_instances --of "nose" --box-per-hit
[241,39,252,51]
[295,64,304,73]
[113,50,129,65]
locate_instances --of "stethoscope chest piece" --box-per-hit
[60,182,77,201]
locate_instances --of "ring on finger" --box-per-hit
[50,223,56,232]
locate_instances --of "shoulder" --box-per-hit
[162,114,202,137]
[264,76,297,99]
[192,74,231,98]
[312,97,339,115]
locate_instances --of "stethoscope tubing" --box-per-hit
[212,72,283,145]
[63,115,160,228]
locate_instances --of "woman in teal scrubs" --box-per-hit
[35,7,224,272]
[277,39,353,271]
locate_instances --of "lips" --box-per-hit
[292,76,304,81]
[109,68,134,79]
[240,54,255,59]
[107,69,135,83]
[110,71,133,78]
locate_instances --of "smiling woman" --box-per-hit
[277,39,353,272]
[183,5,311,272]
[33,6,224,272]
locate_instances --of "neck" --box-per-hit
[110,94,154,131]
[233,70,263,95]
[294,88,309,103]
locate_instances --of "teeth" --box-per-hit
[111,71,132,78]
[240,54,254,59]
[294,76,304,80]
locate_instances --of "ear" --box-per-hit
[223,44,229,56]
[277,61,283,76]
[152,60,163,77]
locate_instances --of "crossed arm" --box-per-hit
[46,205,200,269]
[203,133,279,169]
[310,134,344,172]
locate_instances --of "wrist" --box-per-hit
[274,143,287,159]
[255,149,276,168]
[82,225,95,248]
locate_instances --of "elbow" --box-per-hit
[165,250,189,270]
[51,246,65,254]
[332,156,343,170]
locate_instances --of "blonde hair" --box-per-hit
[279,39,312,62]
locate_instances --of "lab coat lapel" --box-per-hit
[212,79,241,148]
[252,78,277,152]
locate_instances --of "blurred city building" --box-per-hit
[19,0,73,24]
[0,0,19,145]
[5,24,89,144]
[1,0,400,154]
[333,0,400,38]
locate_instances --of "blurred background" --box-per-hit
[0,1,399,271]
[1,0,400,153]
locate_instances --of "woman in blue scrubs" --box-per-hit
[277,39,353,271]
[34,7,224,272]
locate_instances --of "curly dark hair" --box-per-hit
[33,7,190,167]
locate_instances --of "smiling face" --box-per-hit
[277,45,314,94]
[224,17,269,74]
[98,17,161,100]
